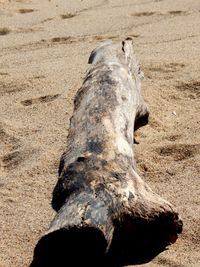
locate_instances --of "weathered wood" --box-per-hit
[30,38,182,267]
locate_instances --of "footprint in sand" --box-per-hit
[0,122,37,171]
[0,80,28,95]
[1,148,36,171]
[0,122,20,171]
[1,150,23,170]
[0,72,9,76]
[0,122,20,152]
[176,81,200,99]
[156,144,199,161]
[60,13,76,19]
[148,63,185,74]
[18,9,35,14]
[145,63,185,81]
[168,10,187,16]
[0,27,11,36]
[40,17,54,24]
[131,11,156,17]
[30,75,46,79]
[51,36,74,43]
[21,94,60,106]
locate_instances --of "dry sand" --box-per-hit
[0,0,200,266]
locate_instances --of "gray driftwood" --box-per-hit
[30,38,182,267]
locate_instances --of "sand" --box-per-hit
[0,0,200,266]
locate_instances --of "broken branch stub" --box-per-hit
[30,38,182,267]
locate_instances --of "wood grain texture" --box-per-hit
[30,38,182,267]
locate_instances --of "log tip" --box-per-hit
[106,211,183,266]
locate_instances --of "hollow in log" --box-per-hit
[30,38,182,267]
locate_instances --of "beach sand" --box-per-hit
[0,0,200,266]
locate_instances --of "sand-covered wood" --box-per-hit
[30,39,182,267]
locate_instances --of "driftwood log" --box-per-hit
[31,38,182,267]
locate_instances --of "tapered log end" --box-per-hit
[30,226,108,267]
[107,211,183,265]
[30,209,182,267]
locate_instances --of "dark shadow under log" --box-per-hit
[30,38,182,267]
